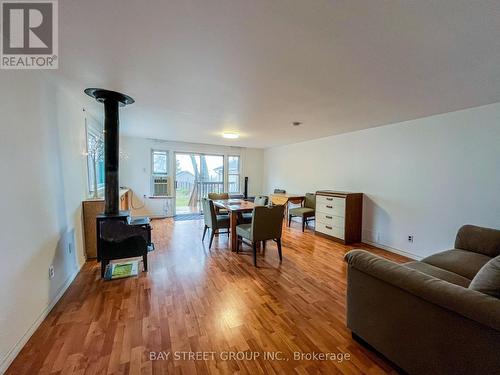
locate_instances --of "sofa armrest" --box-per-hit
[455,224,500,257]
[345,250,500,331]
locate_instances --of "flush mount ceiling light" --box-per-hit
[292,121,302,127]
[222,132,239,139]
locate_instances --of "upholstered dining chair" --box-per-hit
[288,193,316,231]
[207,192,230,214]
[201,198,230,249]
[236,205,285,266]
[241,195,269,224]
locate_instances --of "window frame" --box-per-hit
[85,119,105,196]
[227,155,241,194]
[151,149,169,176]
[151,149,170,197]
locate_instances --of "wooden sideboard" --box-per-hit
[315,190,363,244]
[82,189,131,259]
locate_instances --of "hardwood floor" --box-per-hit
[7,218,408,374]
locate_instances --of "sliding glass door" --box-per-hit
[174,153,224,215]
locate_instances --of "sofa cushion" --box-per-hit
[455,225,500,257]
[422,249,491,280]
[405,261,471,287]
[469,256,500,299]
[345,250,500,331]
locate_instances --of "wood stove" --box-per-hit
[84,88,153,277]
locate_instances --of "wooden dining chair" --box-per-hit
[208,192,229,200]
[201,198,230,249]
[288,193,316,231]
[236,205,285,266]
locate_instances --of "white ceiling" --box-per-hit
[53,0,500,148]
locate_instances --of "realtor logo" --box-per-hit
[1,0,58,69]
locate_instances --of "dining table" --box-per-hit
[213,199,256,252]
[269,193,305,224]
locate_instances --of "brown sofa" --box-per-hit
[345,225,500,375]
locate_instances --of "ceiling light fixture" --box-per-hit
[222,132,239,139]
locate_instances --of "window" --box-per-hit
[228,155,240,193]
[151,150,169,196]
[152,150,168,175]
[86,123,105,197]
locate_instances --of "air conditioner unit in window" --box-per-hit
[152,175,169,196]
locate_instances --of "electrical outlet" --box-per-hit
[408,235,414,243]
[48,265,55,279]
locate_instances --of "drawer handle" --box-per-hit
[325,225,332,230]
[325,215,332,219]
[326,197,333,201]
[326,205,333,209]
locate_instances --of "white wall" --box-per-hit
[120,136,264,216]
[0,72,88,372]
[263,103,500,259]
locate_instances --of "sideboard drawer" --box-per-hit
[316,212,345,227]
[317,201,345,217]
[316,222,345,240]
[317,195,345,207]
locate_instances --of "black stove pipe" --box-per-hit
[103,99,120,215]
[84,88,135,216]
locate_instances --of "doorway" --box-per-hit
[174,153,224,215]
